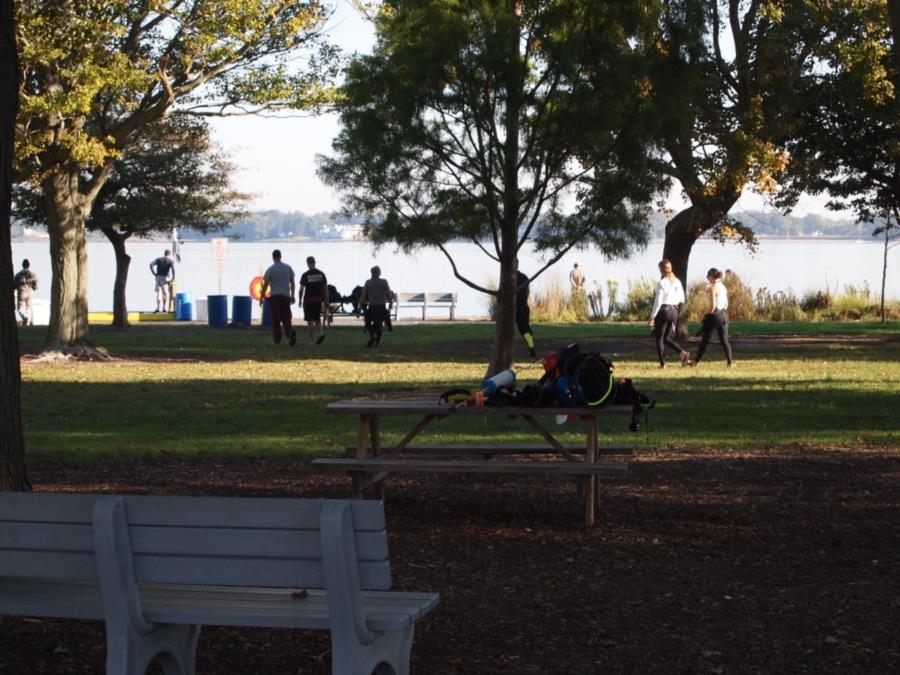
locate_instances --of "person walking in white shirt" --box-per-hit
[648,259,690,368]
[692,267,734,367]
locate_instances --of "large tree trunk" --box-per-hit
[0,0,30,491]
[881,226,889,323]
[43,169,91,349]
[487,254,519,377]
[662,205,706,293]
[102,227,131,328]
[662,195,739,337]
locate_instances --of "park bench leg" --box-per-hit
[94,496,202,674]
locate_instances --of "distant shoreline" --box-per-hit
[11,234,879,244]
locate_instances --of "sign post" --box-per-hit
[211,237,228,294]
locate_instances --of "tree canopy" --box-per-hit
[646,0,824,303]
[319,0,666,373]
[15,0,339,350]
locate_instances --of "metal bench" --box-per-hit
[0,491,439,675]
[391,292,457,320]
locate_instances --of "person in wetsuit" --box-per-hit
[515,269,536,358]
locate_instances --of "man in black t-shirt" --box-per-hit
[149,250,175,313]
[299,256,328,345]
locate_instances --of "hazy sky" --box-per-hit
[208,1,840,219]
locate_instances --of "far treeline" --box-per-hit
[218,209,869,242]
[9,209,868,242]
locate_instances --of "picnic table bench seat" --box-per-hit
[314,458,628,476]
[0,491,438,675]
[344,443,634,456]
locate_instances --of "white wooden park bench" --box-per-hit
[0,491,439,675]
[391,292,457,320]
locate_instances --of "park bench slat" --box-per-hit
[0,521,95,551]
[132,556,392,590]
[0,579,439,633]
[0,578,105,620]
[311,457,628,476]
[122,495,387,531]
[0,550,98,581]
[138,586,439,632]
[129,527,388,561]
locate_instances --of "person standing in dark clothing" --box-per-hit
[515,270,536,358]
[259,249,296,346]
[299,256,327,345]
[149,250,174,313]
[14,259,38,326]
[359,265,394,347]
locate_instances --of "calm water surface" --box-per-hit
[11,238,898,319]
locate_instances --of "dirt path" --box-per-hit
[3,447,899,674]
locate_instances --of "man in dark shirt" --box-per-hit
[149,250,175,313]
[14,259,38,326]
[299,256,328,345]
[516,269,536,358]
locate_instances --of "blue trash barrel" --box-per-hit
[174,292,192,321]
[231,295,252,327]
[261,297,272,327]
[207,294,228,327]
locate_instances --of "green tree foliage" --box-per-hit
[90,116,250,326]
[319,0,666,374]
[15,0,338,351]
[647,0,820,308]
[779,0,898,321]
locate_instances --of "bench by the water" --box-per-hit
[391,292,457,320]
[0,491,438,675]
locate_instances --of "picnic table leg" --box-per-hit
[353,416,370,498]
[368,415,385,500]
[585,416,598,527]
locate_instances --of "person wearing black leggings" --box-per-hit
[693,268,734,367]
[648,259,689,368]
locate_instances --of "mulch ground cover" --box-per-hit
[3,446,899,674]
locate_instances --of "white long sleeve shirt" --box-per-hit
[650,276,686,320]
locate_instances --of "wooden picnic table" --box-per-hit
[315,399,633,526]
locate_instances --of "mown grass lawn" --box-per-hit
[17,320,900,461]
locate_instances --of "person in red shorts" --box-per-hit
[299,256,327,345]
[259,249,296,346]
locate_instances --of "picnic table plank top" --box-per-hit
[326,399,631,417]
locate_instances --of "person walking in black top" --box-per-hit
[299,256,328,345]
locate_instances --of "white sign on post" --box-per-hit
[211,237,228,293]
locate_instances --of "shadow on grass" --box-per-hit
[21,375,900,461]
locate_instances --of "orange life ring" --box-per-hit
[249,275,270,301]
